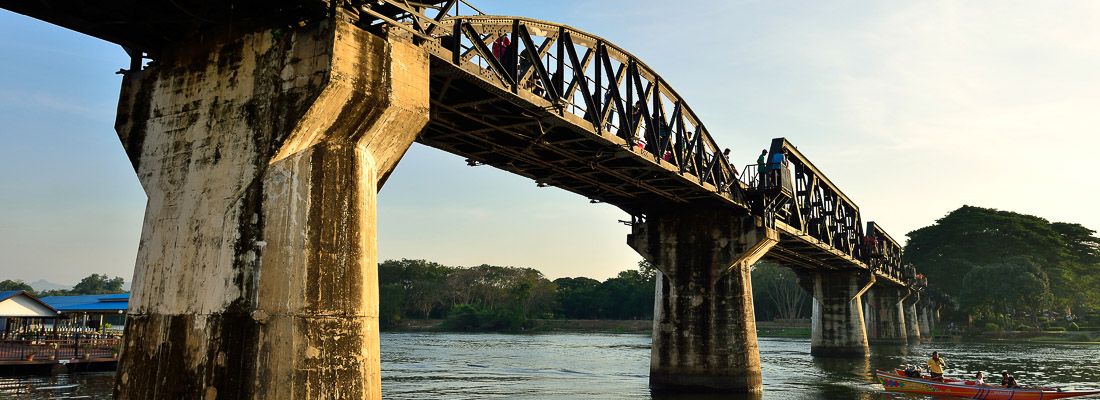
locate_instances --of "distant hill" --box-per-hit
[29,279,71,292]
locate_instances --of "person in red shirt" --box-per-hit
[492,34,511,62]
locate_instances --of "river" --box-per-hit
[3,333,1099,399]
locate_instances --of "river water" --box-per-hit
[2,333,1098,399]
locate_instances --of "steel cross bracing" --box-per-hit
[0,0,923,289]
[418,15,746,208]
[756,138,909,286]
[361,1,920,288]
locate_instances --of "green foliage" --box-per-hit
[960,257,1051,317]
[378,259,656,331]
[1045,326,1066,332]
[70,274,126,295]
[905,206,1100,318]
[441,304,529,332]
[1069,322,1080,331]
[983,322,1000,333]
[0,279,35,294]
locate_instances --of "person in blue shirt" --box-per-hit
[768,149,786,170]
[767,149,786,187]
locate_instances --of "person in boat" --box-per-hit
[927,351,947,380]
[903,365,921,378]
[1001,372,1020,388]
[974,371,988,386]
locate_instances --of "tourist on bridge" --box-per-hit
[863,234,877,259]
[492,34,510,63]
[927,351,947,380]
[767,148,786,187]
[756,149,768,187]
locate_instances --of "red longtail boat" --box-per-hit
[876,370,1100,399]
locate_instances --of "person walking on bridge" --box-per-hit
[927,351,947,380]
[767,148,786,187]
[756,149,768,188]
[492,34,511,63]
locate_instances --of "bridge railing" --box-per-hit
[431,16,743,200]
[756,139,907,285]
[759,138,864,259]
[864,221,904,280]
[355,3,744,201]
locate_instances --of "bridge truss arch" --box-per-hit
[363,1,918,288]
[381,8,748,210]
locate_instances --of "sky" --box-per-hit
[1,1,1098,286]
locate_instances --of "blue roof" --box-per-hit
[40,293,129,313]
[0,291,19,301]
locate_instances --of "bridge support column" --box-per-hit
[904,293,922,342]
[919,303,932,337]
[803,271,871,357]
[113,18,428,400]
[869,287,907,344]
[629,208,778,393]
[863,287,878,341]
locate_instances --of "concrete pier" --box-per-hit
[804,272,871,357]
[863,288,877,341]
[919,304,932,337]
[904,293,922,342]
[868,287,908,344]
[629,208,777,393]
[113,18,428,400]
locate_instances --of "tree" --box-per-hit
[0,279,35,294]
[70,274,126,295]
[751,261,809,320]
[960,257,1051,323]
[553,277,600,319]
[904,205,1100,318]
[1051,223,1100,312]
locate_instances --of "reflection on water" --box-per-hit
[2,334,1099,399]
[0,372,114,399]
[381,334,1100,399]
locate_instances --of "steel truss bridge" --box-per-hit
[377,1,921,288]
[0,0,923,289]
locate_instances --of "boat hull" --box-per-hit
[876,371,1100,400]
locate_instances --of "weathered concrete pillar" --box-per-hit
[904,292,922,342]
[919,303,932,337]
[869,286,907,344]
[803,271,871,357]
[113,18,428,400]
[629,207,778,393]
[863,287,877,341]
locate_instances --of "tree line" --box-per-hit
[905,205,1100,329]
[379,258,813,331]
[379,259,657,331]
[0,274,127,296]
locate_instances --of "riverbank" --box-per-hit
[386,319,813,337]
[970,330,1100,344]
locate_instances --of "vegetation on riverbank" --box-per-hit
[379,257,816,333]
[387,317,812,337]
[379,205,1100,336]
[378,259,657,331]
[0,274,127,296]
[905,206,1100,335]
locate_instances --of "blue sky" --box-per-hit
[2,1,1098,285]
